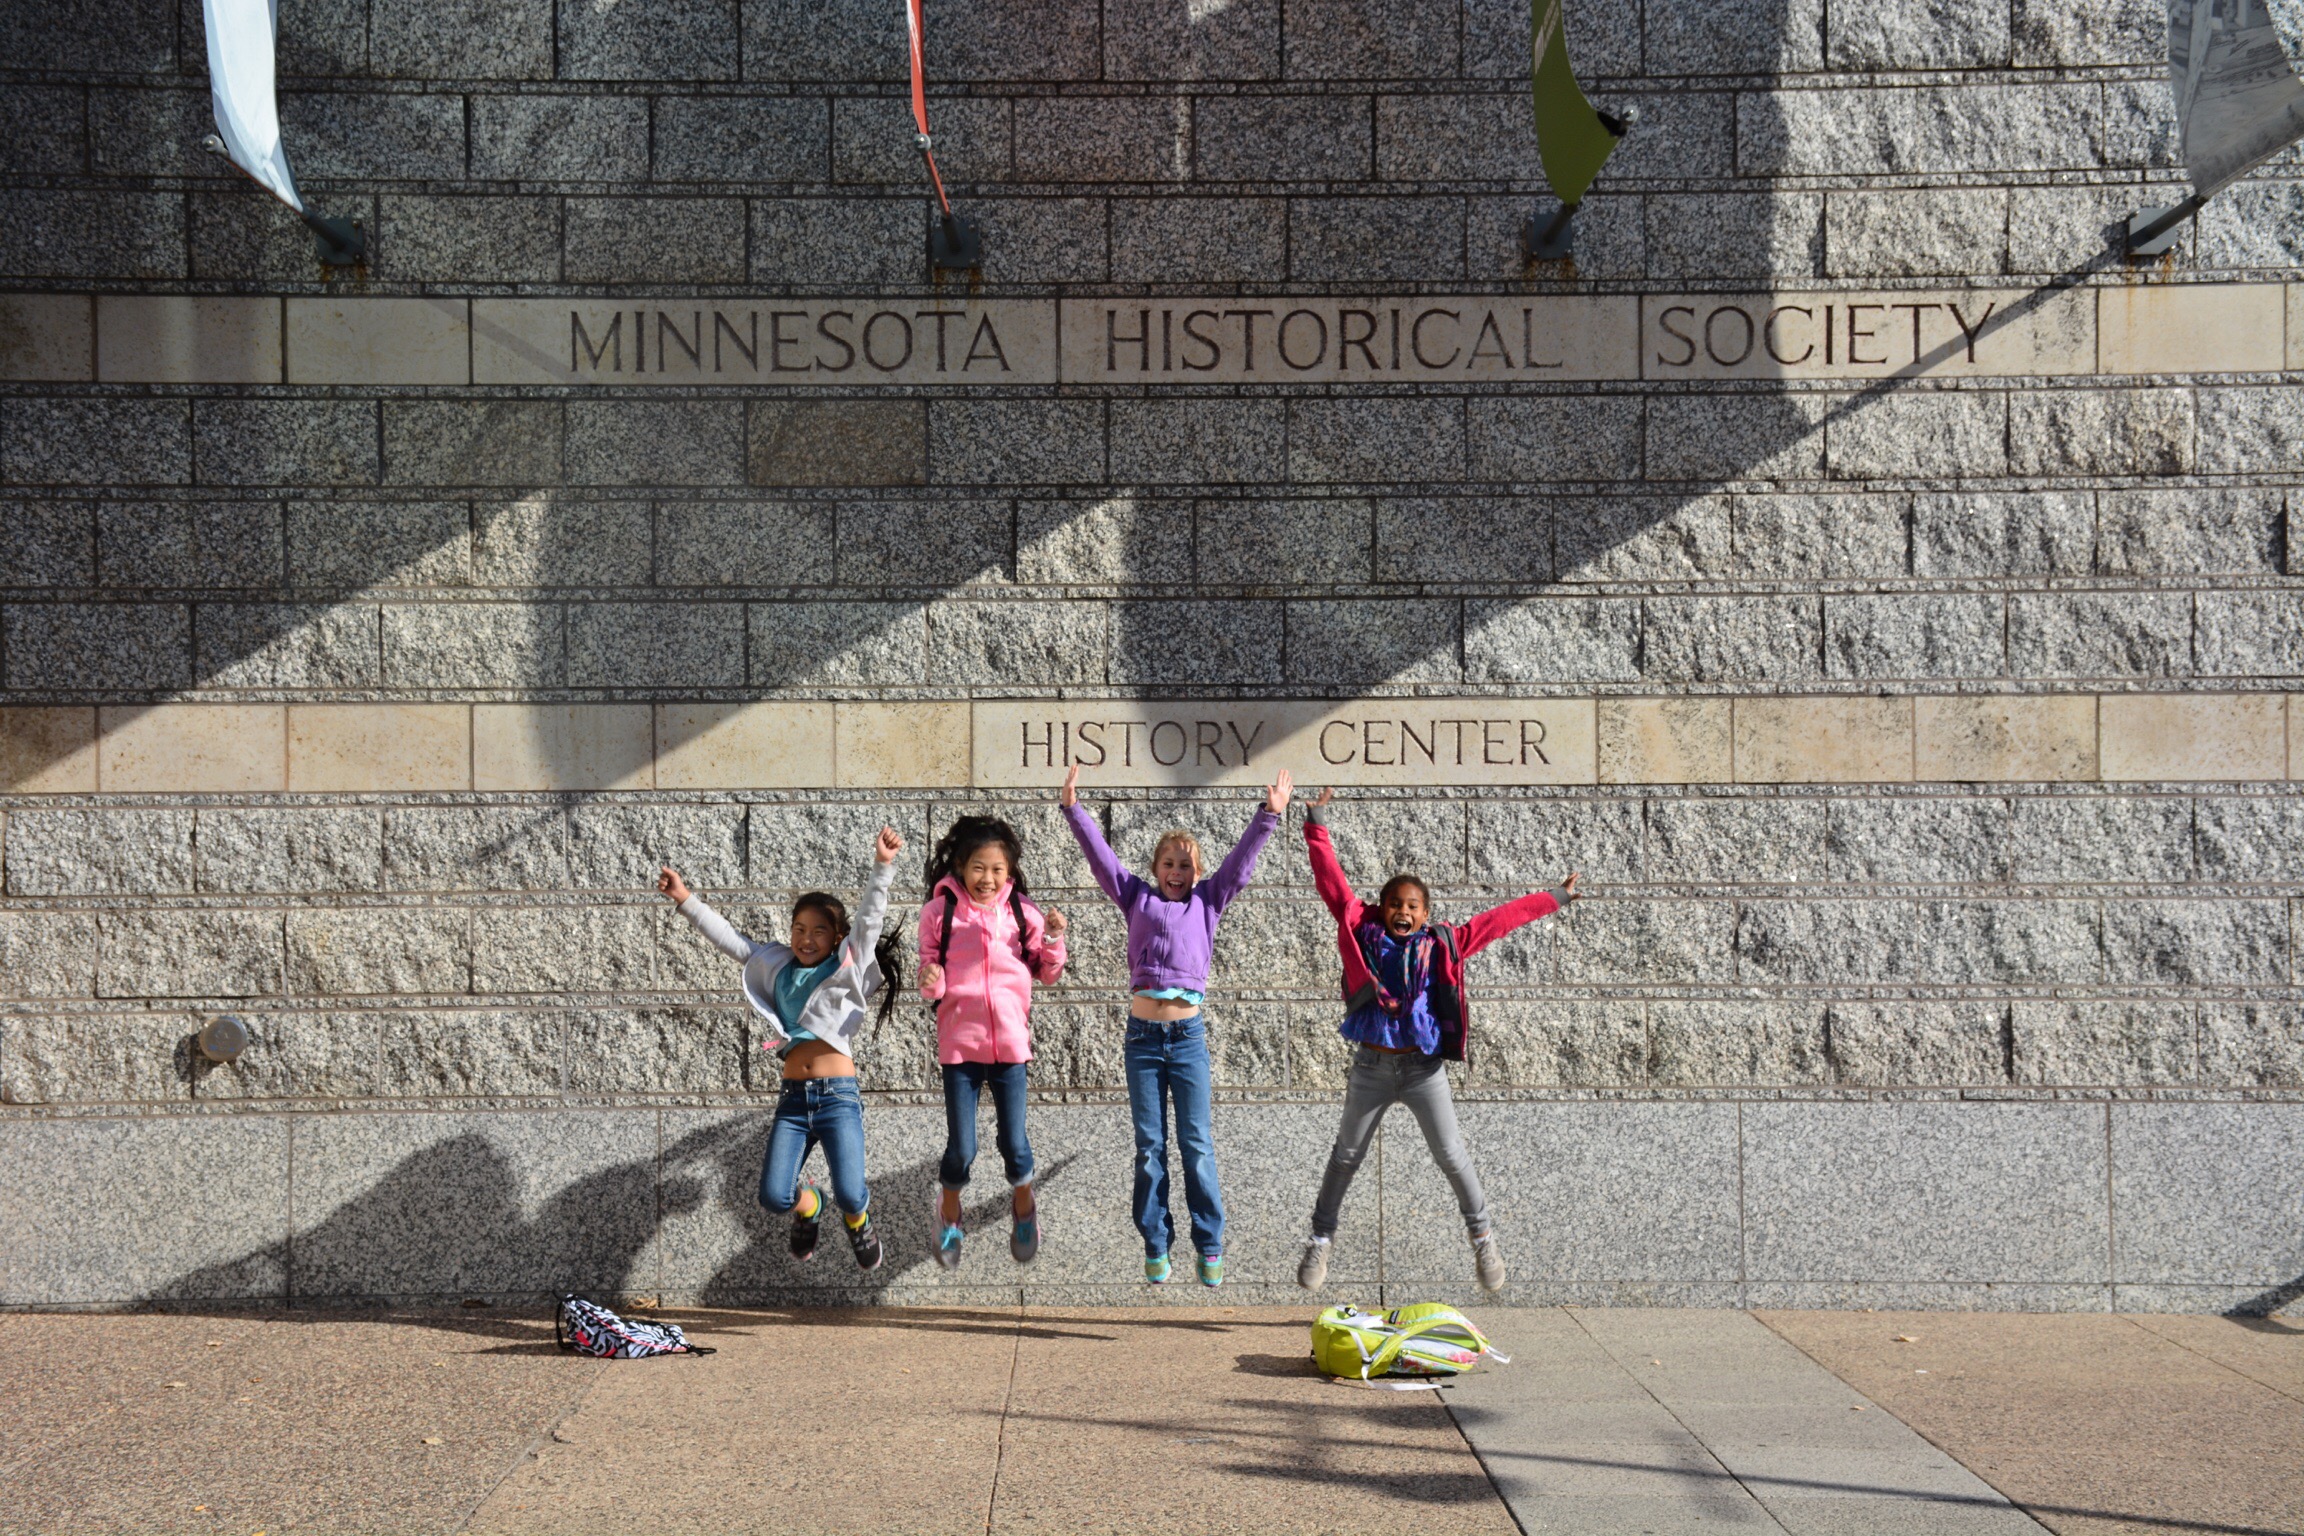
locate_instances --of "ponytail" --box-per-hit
[871,930,906,1027]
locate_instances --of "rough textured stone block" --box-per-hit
[929,400,1104,485]
[657,501,832,585]
[1911,491,2094,576]
[1105,0,1279,79]
[959,197,1110,283]
[1824,593,2005,679]
[1472,999,1646,1087]
[280,91,465,179]
[564,198,747,283]
[557,0,734,78]
[0,190,184,280]
[1283,599,1460,688]
[1824,188,2008,276]
[2196,386,2304,473]
[664,94,826,180]
[2101,695,2286,781]
[1599,699,1732,784]
[1202,896,1328,991]
[1464,596,1638,684]
[2194,179,2304,269]
[747,801,929,892]
[5,809,195,896]
[749,198,917,285]
[1828,0,2009,66]
[1826,390,2006,478]
[1197,498,1370,585]
[2199,1003,2304,1087]
[568,803,745,893]
[748,401,925,488]
[1645,193,1822,280]
[568,1007,753,1093]
[193,400,379,487]
[1730,493,1908,578]
[927,599,1106,686]
[566,401,745,487]
[3,603,190,691]
[1741,83,2101,176]
[1305,798,1467,887]
[1288,397,1462,482]
[97,501,282,589]
[383,401,564,487]
[1280,0,1458,78]
[1109,399,1285,485]
[2195,796,2304,881]
[192,809,382,897]
[837,497,1010,587]
[1647,0,1822,72]
[2008,592,2191,677]
[1377,499,1549,585]
[377,196,561,282]
[1647,795,1827,882]
[96,704,282,792]
[96,909,283,998]
[383,808,572,893]
[1645,395,1826,482]
[2013,1001,2195,1086]
[1013,96,1188,182]
[1196,94,1370,180]
[0,707,99,793]
[286,909,471,996]
[1826,795,2012,882]
[1555,494,1726,581]
[1556,898,1732,983]
[749,602,926,687]
[1108,198,1288,282]
[1465,397,1641,484]
[1826,1001,2006,1086]
[1109,600,1285,686]
[0,912,99,999]
[2012,0,2160,64]
[1642,595,1822,684]
[0,1012,190,1105]
[2197,593,2304,678]
[1648,999,1827,1087]
[371,0,547,75]
[2110,1104,2304,1285]
[191,191,377,283]
[2009,794,2192,883]
[370,1012,563,1098]
[381,603,564,689]
[472,704,653,792]
[190,603,373,692]
[1735,901,1901,983]
[286,501,468,590]
[471,95,646,180]
[2008,390,2194,476]
[472,905,655,994]
[190,1009,384,1102]
[2103,899,2289,984]
[1018,497,1191,586]
[830,94,998,183]
[1467,797,1642,886]
[2098,488,2280,577]
[473,498,649,587]
[567,602,744,688]
[1288,195,1465,282]
[0,398,190,486]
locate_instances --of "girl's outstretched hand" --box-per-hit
[919,961,945,995]
[1312,786,1335,810]
[1060,762,1079,808]
[1044,908,1068,940]
[656,865,692,905]
[874,826,904,864]
[1265,767,1294,814]
[1563,871,1582,898]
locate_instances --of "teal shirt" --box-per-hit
[773,954,840,1042]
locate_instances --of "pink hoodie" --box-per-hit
[916,876,1068,1065]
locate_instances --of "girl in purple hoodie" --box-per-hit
[1062,764,1292,1286]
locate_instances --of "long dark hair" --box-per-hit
[791,890,907,1027]
[923,815,1031,903]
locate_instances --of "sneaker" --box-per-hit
[847,1212,883,1272]
[1197,1254,1224,1288]
[788,1183,823,1262]
[934,1197,964,1271]
[1472,1231,1506,1292]
[1297,1235,1330,1290]
[1010,1211,1039,1265]
[1145,1253,1171,1284]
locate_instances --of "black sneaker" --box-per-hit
[848,1212,883,1271]
[788,1182,823,1262]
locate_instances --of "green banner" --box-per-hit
[1529,0,1622,206]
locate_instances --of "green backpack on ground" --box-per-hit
[1310,1303,1511,1380]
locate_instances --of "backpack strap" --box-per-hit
[1009,887,1041,968]
[937,890,955,969]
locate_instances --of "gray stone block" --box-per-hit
[380,602,564,688]
[372,0,550,76]
[376,196,561,283]
[1383,90,1731,181]
[926,598,1107,686]
[568,1007,753,1094]
[1927,899,2103,983]
[0,912,99,998]
[2007,591,2191,677]
[566,401,745,487]
[558,0,735,79]
[4,810,195,897]
[1648,797,1828,883]
[2195,796,2304,881]
[2008,390,2194,476]
[2110,1103,2304,1285]
[1464,595,1639,684]
[1466,0,1639,78]
[1466,397,1642,484]
[2102,79,2182,170]
[567,601,744,687]
[1017,497,1192,585]
[0,399,190,486]
[1470,998,1646,1087]
[837,497,1010,587]
[2013,1000,2196,1086]
[1210,895,1330,988]
[664,95,827,182]
[1556,494,1731,581]
[2,602,190,690]
[1284,598,1460,687]
[749,198,917,285]
[373,1012,565,1097]
[656,500,832,585]
[1288,397,1463,482]
[749,600,928,686]
[2097,488,2282,576]
[1645,193,1822,280]
[1556,898,1732,983]
[1311,797,1468,885]
[2200,1002,2304,1087]
[1024,1002,1125,1088]
[929,400,1104,485]
[1109,399,1284,485]
[195,602,383,688]
[1197,498,1371,586]
[1741,82,2102,175]
[96,909,283,998]
[383,807,571,892]
[748,401,926,488]
[933,196,1101,284]
[1287,1000,1359,1088]
[1911,490,2093,576]
[568,803,745,893]
[286,908,472,996]
[384,402,565,487]
[1377,498,1550,584]
[195,809,383,895]
[1,1012,192,1105]
[1469,796,1642,886]
[193,400,380,487]
[1825,1000,2006,1086]
[1733,492,1909,578]
[472,498,649,586]
[2010,184,2185,272]
[1195,94,1371,181]
[1108,197,1289,283]
[1283,0,1459,78]
[0,190,184,280]
[283,502,466,591]
[1013,97,1187,183]
[1737,901,1917,983]
[2196,179,2304,268]
[2103,899,2289,984]
[472,904,655,994]
[830,95,999,184]
[1644,395,1827,483]
[1743,1101,2108,1282]
[470,94,646,180]
[2012,0,2161,64]
[2196,386,2304,474]
[0,0,177,72]
[1824,592,2006,679]
[98,501,283,589]
[1826,390,2007,479]
[0,502,92,587]
[280,91,465,179]
[738,0,904,79]
[1109,600,1285,686]
[1640,594,1821,683]
[1648,0,1823,73]
[1827,0,2009,66]
[1106,0,1279,79]
[1647,999,1828,1087]
[1826,795,2012,883]
[2010,794,2193,883]
[0,1116,288,1305]
[1205,999,1288,1088]
[1469,190,1646,281]
[564,198,748,283]
[1289,195,1465,282]
[86,88,251,177]
[745,800,932,894]
[190,1009,383,1101]
[191,190,379,283]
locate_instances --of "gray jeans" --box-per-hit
[1312,1046,1490,1240]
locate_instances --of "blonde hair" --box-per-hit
[1150,828,1204,881]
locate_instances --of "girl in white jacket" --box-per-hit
[657,826,904,1270]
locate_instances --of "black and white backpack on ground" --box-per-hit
[555,1294,714,1358]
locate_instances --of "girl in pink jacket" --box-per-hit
[916,814,1068,1270]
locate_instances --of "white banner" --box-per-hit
[203,0,302,212]
[2168,0,2304,197]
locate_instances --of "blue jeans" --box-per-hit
[759,1076,869,1219]
[1125,1015,1224,1259]
[939,1060,1034,1191]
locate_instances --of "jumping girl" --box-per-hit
[656,825,905,1271]
[1061,764,1292,1287]
[916,815,1068,1270]
[1296,789,1580,1294]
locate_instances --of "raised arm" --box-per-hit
[660,863,758,963]
[1454,873,1582,960]
[844,827,903,967]
[1301,790,1367,928]
[1062,799,1139,908]
[1205,807,1279,914]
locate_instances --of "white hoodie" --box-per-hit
[677,855,896,1057]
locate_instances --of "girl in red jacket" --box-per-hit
[916,815,1068,1270]
[1297,788,1579,1294]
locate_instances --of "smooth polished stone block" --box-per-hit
[1640,287,2092,380]
[0,293,93,379]
[2110,1103,2304,1286]
[655,701,835,789]
[287,703,471,791]
[96,295,281,383]
[472,703,653,791]
[835,701,969,788]
[1598,698,1732,784]
[97,704,285,793]
[1735,698,1913,783]
[2096,283,2286,375]
[2100,694,2286,781]
[1914,694,2097,781]
[0,706,98,792]
[285,296,471,384]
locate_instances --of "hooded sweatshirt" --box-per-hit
[916,877,1068,1065]
[677,854,896,1058]
[1064,802,1278,996]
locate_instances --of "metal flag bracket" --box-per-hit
[1522,105,1635,262]
[2125,192,2205,260]
[909,2,981,274]
[202,130,365,270]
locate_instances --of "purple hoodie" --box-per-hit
[1064,802,1279,995]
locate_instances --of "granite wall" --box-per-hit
[2,0,2301,1313]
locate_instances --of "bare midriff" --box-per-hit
[1129,993,1201,1022]
[782,1038,856,1081]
